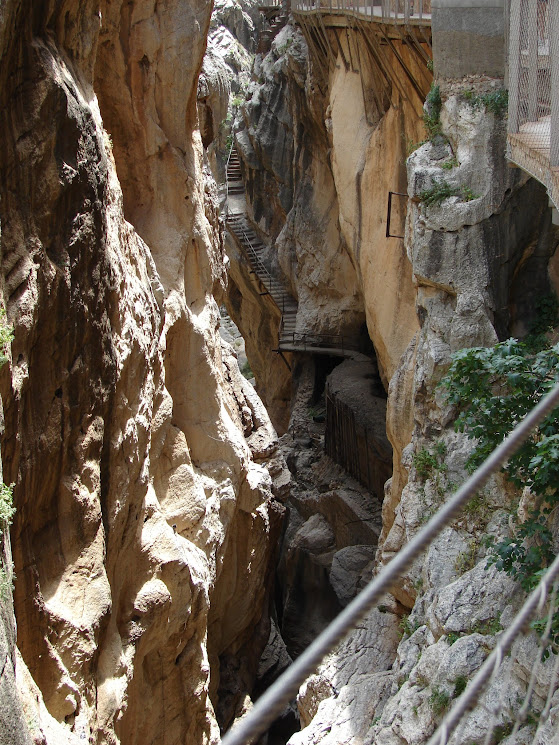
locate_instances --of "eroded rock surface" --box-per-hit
[285,82,558,745]
[0,1,287,743]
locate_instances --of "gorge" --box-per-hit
[1,1,559,744]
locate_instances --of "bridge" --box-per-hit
[292,0,431,26]
[289,0,432,108]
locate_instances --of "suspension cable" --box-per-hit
[221,380,559,745]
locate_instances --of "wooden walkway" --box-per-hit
[292,0,431,27]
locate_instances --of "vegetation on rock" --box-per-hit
[441,296,559,648]
[462,88,509,118]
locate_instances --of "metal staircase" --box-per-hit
[225,144,362,359]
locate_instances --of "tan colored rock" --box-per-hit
[0,1,286,743]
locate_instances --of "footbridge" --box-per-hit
[507,0,559,210]
[292,0,431,26]
[225,146,362,360]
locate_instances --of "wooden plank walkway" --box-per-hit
[292,0,431,27]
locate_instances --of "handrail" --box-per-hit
[227,217,277,291]
[224,138,236,218]
[280,331,360,352]
[291,0,431,24]
[222,380,559,745]
[225,150,359,357]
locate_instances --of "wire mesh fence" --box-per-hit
[508,0,559,165]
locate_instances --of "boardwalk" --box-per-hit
[507,0,559,209]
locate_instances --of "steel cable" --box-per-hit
[221,380,559,745]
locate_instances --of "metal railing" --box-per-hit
[508,0,559,205]
[222,381,559,745]
[226,216,277,293]
[292,0,431,24]
[278,331,361,352]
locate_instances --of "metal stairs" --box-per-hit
[225,145,362,359]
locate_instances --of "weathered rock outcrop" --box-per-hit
[285,82,558,745]
[236,22,429,385]
[0,2,288,743]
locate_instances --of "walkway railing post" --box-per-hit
[527,0,538,121]
[508,0,522,133]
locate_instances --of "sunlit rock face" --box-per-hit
[286,84,558,745]
[0,2,287,743]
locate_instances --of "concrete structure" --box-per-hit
[431,0,506,77]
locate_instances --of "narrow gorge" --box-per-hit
[1,1,559,745]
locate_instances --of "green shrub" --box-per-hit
[0,565,14,601]
[407,138,427,156]
[462,88,508,118]
[441,335,559,593]
[480,89,509,117]
[413,443,447,481]
[0,482,14,537]
[461,186,479,202]
[424,83,442,140]
[399,614,420,638]
[454,539,479,574]
[429,686,450,717]
[441,156,459,170]
[446,631,461,645]
[471,614,502,636]
[241,359,254,380]
[452,675,468,698]
[491,722,513,744]
[418,179,459,206]
[0,308,13,368]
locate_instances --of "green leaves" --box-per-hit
[0,482,14,537]
[0,307,13,368]
[441,335,559,597]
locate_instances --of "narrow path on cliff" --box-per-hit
[225,144,365,359]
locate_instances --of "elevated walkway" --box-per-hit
[292,0,431,27]
[507,0,559,209]
[225,146,362,359]
[257,1,290,52]
[291,0,432,108]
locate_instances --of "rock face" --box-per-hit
[235,22,428,385]
[280,80,558,745]
[0,2,288,743]
[0,534,30,745]
[223,10,559,744]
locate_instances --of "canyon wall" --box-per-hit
[286,82,558,745]
[0,1,287,743]
[227,14,559,745]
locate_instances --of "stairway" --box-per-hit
[226,213,298,350]
[257,10,289,54]
[225,145,362,357]
[226,147,244,195]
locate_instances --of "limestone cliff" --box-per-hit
[0,2,288,743]
[223,14,559,745]
[283,83,558,745]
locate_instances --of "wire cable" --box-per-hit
[221,380,559,745]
